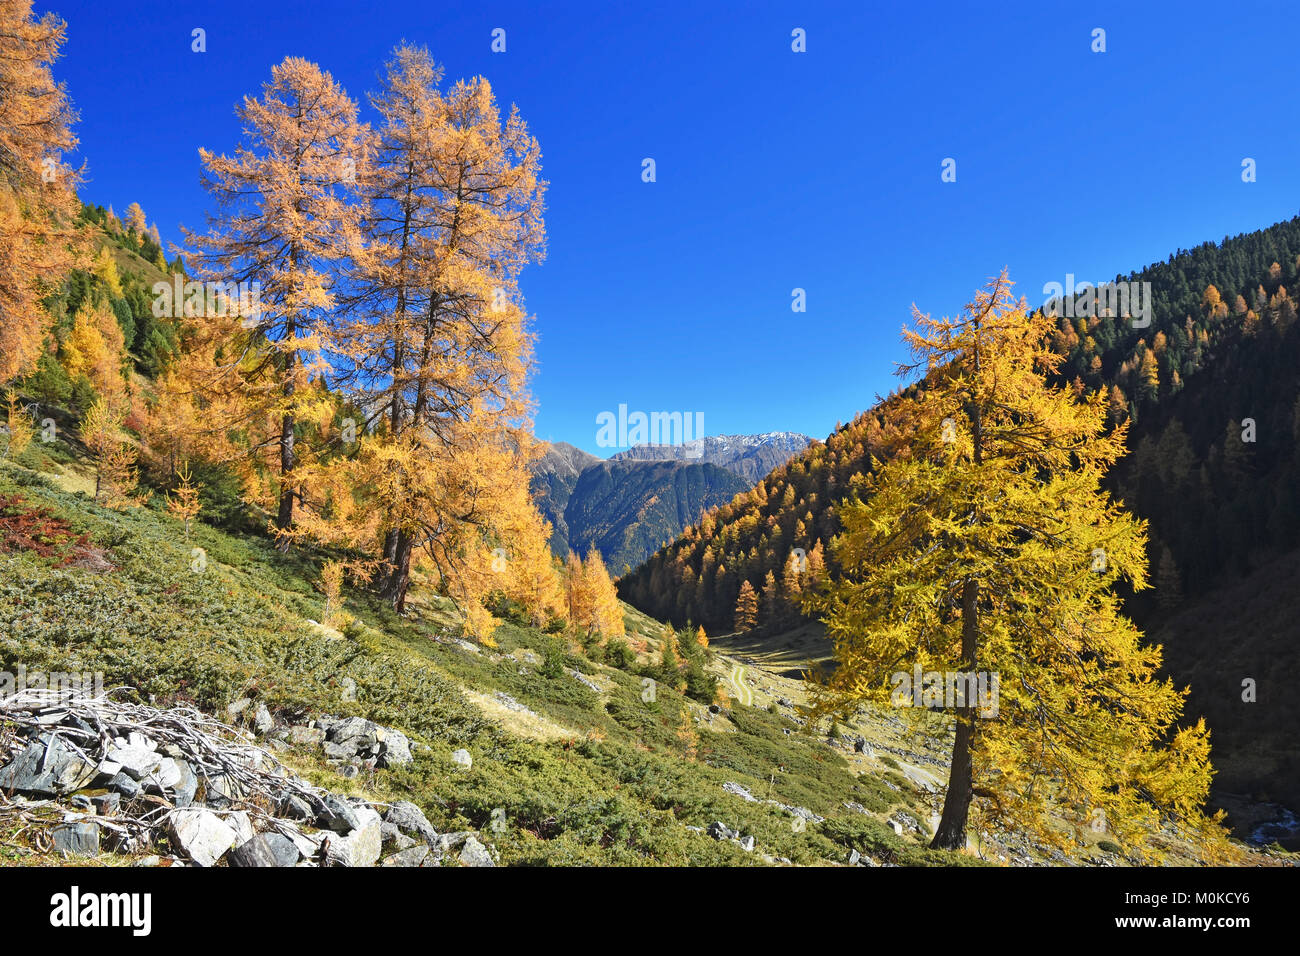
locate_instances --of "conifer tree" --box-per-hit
[734,580,758,631]
[186,56,368,550]
[0,0,86,383]
[806,274,1224,859]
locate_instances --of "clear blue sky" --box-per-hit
[49,0,1300,456]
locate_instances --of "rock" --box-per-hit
[738,835,755,852]
[0,735,97,796]
[380,822,416,852]
[170,761,198,808]
[288,725,325,747]
[323,807,382,867]
[888,818,904,836]
[253,704,273,735]
[261,832,302,867]
[142,756,183,792]
[323,741,354,761]
[707,821,739,841]
[379,729,412,768]
[226,698,251,718]
[316,794,360,834]
[382,845,431,867]
[450,748,472,769]
[103,742,163,781]
[722,782,758,802]
[70,793,93,811]
[90,791,120,815]
[282,794,313,821]
[383,801,437,845]
[205,773,243,807]
[52,821,99,856]
[168,808,238,867]
[227,835,278,867]
[329,717,379,756]
[848,849,862,865]
[458,835,494,867]
[105,772,140,799]
[225,810,255,847]
[285,827,323,861]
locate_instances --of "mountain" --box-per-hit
[561,459,748,573]
[620,213,1300,812]
[611,432,812,483]
[530,434,807,570]
[530,442,601,555]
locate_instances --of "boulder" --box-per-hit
[738,835,755,852]
[103,742,163,781]
[168,808,238,867]
[90,791,120,815]
[450,748,472,769]
[52,821,100,856]
[288,725,325,747]
[458,835,494,867]
[261,832,302,867]
[323,807,382,867]
[253,704,274,734]
[383,801,438,845]
[382,845,431,867]
[379,729,412,767]
[0,735,97,797]
[316,794,361,834]
[104,772,140,800]
[707,821,739,841]
[227,835,278,867]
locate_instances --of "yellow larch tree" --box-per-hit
[185,56,368,550]
[806,273,1229,861]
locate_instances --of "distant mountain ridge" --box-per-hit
[611,432,812,483]
[530,433,809,569]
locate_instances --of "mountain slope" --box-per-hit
[559,459,748,573]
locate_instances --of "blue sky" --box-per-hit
[50,0,1300,456]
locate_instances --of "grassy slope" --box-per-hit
[0,444,992,867]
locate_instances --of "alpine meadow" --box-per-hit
[0,0,1295,934]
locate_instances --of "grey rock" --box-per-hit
[329,717,379,756]
[282,794,313,821]
[70,793,93,810]
[707,821,739,841]
[226,698,251,718]
[0,735,96,796]
[52,821,99,856]
[261,832,301,867]
[103,741,162,780]
[849,849,862,865]
[458,835,494,867]
[90,791,120,815]
[227,835,278,867]
[722,781,758,802]
[380,822,416,852]
[142,756,183,792]
[253,704,273,734]
[382,844,431,867]
[316,794,360,833]
[738,835,755,852]
[288,725,325,747]
[450,748,472,769]
[105,772,140,799]
[170,761,198,808]
[323,807,382,867]
[379,728,412,767]
[383,801,437,844]
[168,808,238,867]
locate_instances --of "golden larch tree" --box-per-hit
[185,56,368,549]
[806,274,1227,860]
